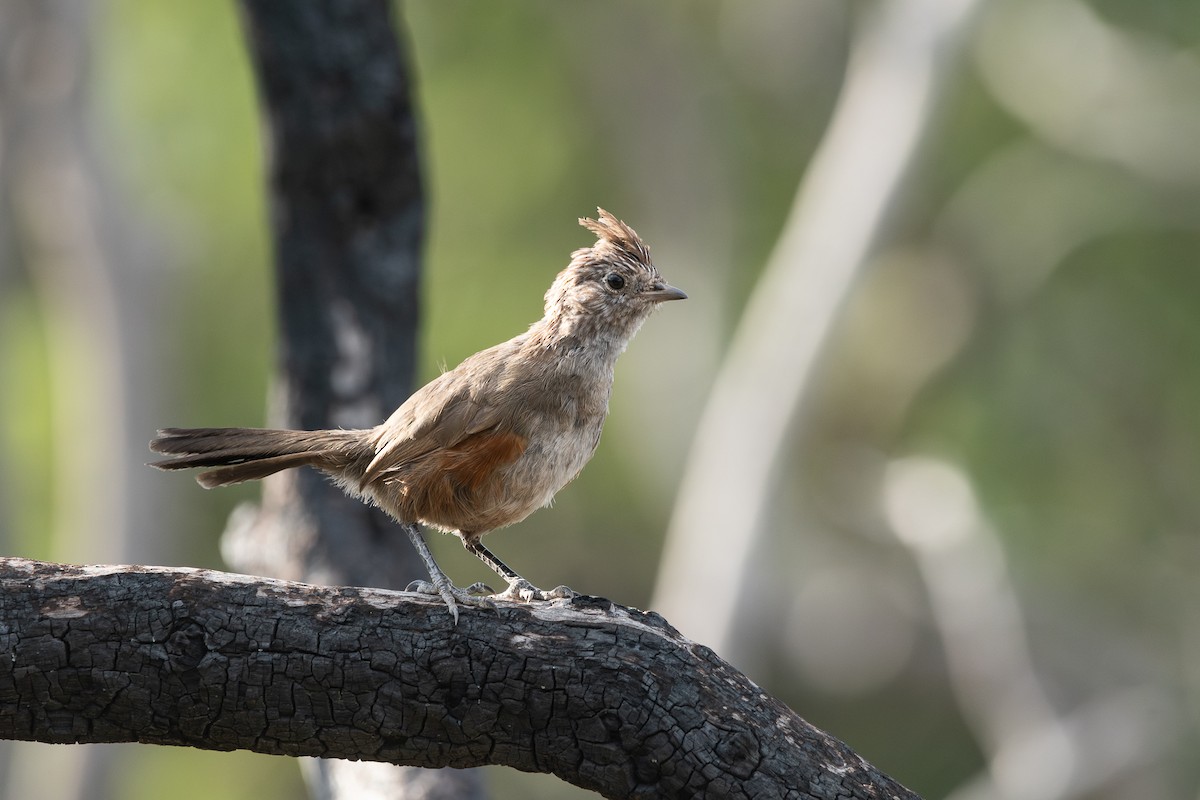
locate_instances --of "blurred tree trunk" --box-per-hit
[231,2,484,797]
[652,0,985,668]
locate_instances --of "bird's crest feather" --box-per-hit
[577,208,652,270]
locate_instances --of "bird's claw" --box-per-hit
[404,578,494,597]
[494,578,575,603]
[405,579,496,625]
[405,576,574,621]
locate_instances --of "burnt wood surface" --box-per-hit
[0,556,918,799]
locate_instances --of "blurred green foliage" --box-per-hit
[97,0,271,428]
[0,299,53,556]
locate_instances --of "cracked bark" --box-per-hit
[0,557,918,800]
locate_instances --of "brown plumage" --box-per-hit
[150,209,686,622]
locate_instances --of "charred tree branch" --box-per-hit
[0,556,917,799]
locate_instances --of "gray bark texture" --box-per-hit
[225,0,428,590]
[0,556,919,800]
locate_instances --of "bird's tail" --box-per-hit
[149,427,362,488]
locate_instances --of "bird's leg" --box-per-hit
[401,522,494,624]
[460,534,574,602]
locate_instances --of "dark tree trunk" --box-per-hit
[0,557,920,800]
[229,0,426,589]
[229,2,481,797]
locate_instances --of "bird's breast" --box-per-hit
[388,393,609,535]
[513,416,604,502]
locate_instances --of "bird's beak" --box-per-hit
[645,283,688,303]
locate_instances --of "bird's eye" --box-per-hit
[604,272,626,291]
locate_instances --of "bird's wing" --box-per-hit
[359,351,511,487]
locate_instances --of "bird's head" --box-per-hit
[542,209,686,345]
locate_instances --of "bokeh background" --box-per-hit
[2,1,1199,798]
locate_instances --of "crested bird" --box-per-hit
[150,209,686,622]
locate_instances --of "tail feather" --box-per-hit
[194,452,327,488]
[149,427,360,488]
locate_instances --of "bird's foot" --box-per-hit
[494,578,575,603]
[406,578,495,624]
